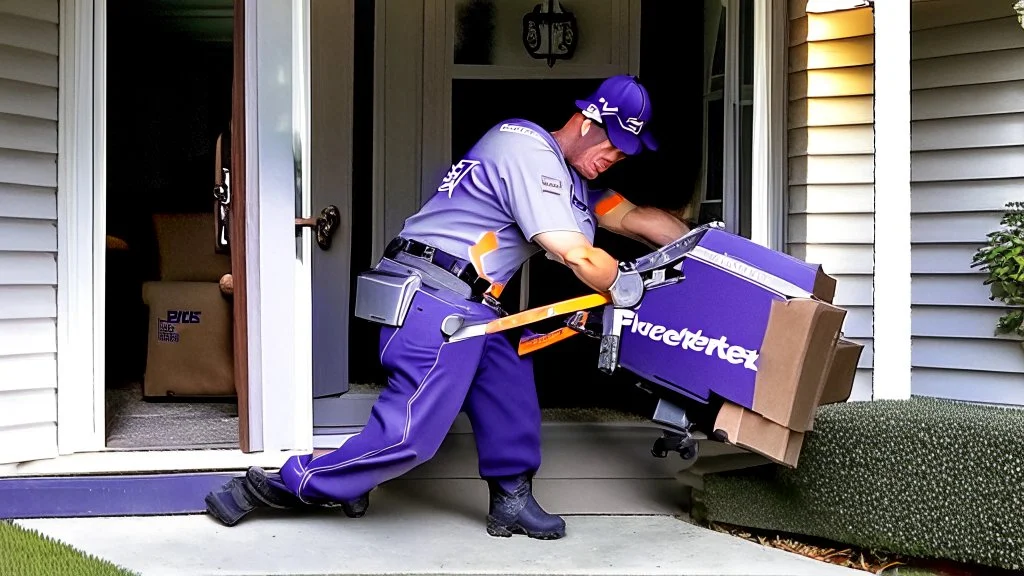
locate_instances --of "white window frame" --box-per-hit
[697,0,788,250]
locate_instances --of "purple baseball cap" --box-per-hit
[575,75,658,155]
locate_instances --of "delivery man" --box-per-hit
[206,75,692,540]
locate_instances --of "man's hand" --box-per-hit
[594,192,691,248]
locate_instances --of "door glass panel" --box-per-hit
[737,0,754,238]
[453,0,617,68]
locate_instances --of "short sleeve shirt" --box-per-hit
[397,119,617,293]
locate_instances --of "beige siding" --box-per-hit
[0,0,59,464]
[910,0,1024,406]
[787,6,875,401]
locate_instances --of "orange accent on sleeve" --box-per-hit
[594,192,625,217]
[468,231,499,283]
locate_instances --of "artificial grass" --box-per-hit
[695,397,1024,572]
[0,520,137,576]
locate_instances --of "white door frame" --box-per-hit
[55,0,313,458]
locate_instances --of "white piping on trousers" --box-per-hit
[295,340,450,503]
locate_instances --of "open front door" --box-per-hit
[306,0,374,437]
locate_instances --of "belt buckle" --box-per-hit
[420,245,435,262]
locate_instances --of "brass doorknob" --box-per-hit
[295,205,340,250]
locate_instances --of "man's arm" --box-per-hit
[532,230,619,292]
[592,191,691,248]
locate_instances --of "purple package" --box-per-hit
[694,229,835,301]
[611,258,783,410]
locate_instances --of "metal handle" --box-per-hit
[295,205,340,250]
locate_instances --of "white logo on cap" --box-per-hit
[582,97,646,136]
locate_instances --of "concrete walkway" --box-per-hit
[17,480,863,576]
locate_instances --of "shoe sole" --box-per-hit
[205,492,246,527]
[486,516,565,540]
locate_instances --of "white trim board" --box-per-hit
[872,1,912,399]
[56,0,105,456]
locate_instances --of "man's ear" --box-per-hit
[580,118,592,137]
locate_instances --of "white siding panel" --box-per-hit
[913,274,1003,307]
[0,44,57,87]
[788,213,873,244]
[0,0,60,465]
[911,113,1024,151]
[912,0,1019,31]
[0,318,55,356]
[0,113,56,153]
[789,184,873,214]
[849,368,873,402]
[788,125,874,156]
[0,12,57,55]
[0,148,56,187]
[913,306,1023,340]
[0,388,56,428]
[0,285,54,319]
[789,154,873,185]
[0,218,56,252]
[0,183,55,219]
[848,338,873,369]
[787,244,873,275]
[912,48,1024,90]
[911,244,983,274]
[912,179,1024,213]
[0,78,57,119]
[833,274,872,307]
[0,423,57,464]
[913,337,1024,373]
[842,308,872,339]
[911,147,1024,182]
[788,96,874,128]
[912,17,1024,59]
[912,81,1024,121]
[0,353,56,392]
[909,0,1024,407]
[911,212,1002,243]
[0,253,55,285]
[912,368,1024,406]
[0,0,58,24]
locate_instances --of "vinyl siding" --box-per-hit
[910,0,1024,405]
[0,0,59,464]
[787,4,875,401]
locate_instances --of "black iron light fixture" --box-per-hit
[522,0,578,67]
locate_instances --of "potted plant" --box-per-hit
[971,201,1024,347]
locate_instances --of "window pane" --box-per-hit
[705,97,724,202]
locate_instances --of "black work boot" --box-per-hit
[485,475,565,540]
[246,466,371,518]
[205,476,259,527]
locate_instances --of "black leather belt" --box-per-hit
[384,237,493,298]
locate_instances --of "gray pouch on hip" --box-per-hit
[353,270,421,326]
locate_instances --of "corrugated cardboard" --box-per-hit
[153,213,232,282]
[713,401,805,468]
[820,338,863,405]
[752,298,846,432]
[142,281,234,398]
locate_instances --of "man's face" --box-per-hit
[570,122,627,180]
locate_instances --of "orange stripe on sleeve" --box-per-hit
[594,191,625,217]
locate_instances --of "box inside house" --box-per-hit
[103,0,239,450]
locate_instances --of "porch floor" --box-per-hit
[16,478,861,576]
[105,383,238,450]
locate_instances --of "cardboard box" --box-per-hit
[614,233,847,432]
[713,400,805,468]
[142,281,234,398]
[820,338,863,405]
[153,213,232,282]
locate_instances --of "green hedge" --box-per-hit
[696,397,1024,572]
[0,521,137,576]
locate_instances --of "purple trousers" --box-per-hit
[278,289,542,503]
